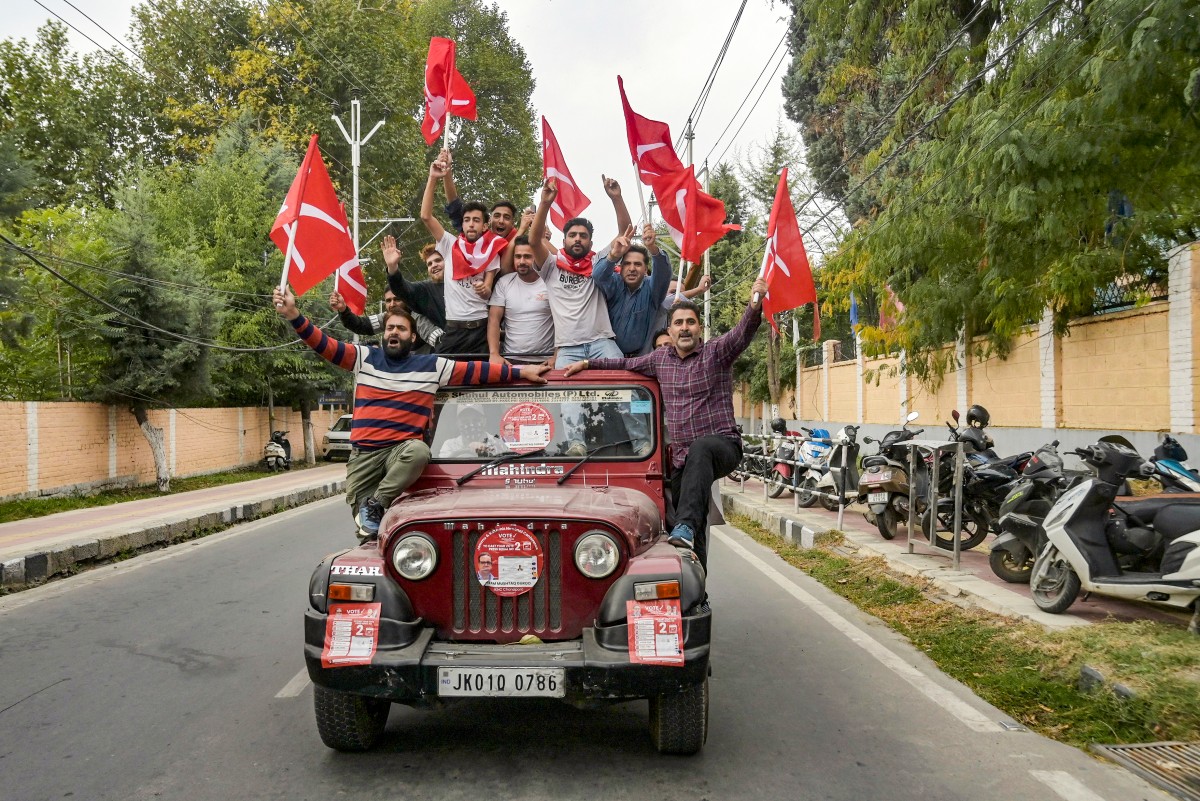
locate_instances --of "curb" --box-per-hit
[720,488,1089,631]
[0,479,346,592]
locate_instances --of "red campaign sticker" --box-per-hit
[474,523,543,597]
[321,603,382,668]
[626,599,684,666]
[499,403,555,454]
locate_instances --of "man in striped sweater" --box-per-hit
[273,287,550,539]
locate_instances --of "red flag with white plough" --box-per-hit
[269,135,363,312]
[422,37,477,146]
[758,167,819,337]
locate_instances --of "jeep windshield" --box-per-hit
[430,385,655,462]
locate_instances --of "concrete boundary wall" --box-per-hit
[736,243,1199,440]
[0,403,344,501]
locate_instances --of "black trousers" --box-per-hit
[437,325,488,360]
[668,435,741,570]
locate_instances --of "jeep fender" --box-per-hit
[595,542,706,625]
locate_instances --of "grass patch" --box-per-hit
[0,462,323,525]
[730,513,1200,746]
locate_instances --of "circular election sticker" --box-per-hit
[473,524,543,597]
[499,403,554,454]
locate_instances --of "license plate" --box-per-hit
[438,667,565,698]
[868,492,889,504]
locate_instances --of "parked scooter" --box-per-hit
[264,430,292,471]
[793,426,832,507]
[1030,438,1200,632]
[989,441,1070,583]
[1151,434,1200,491]
[766,418,798,499]
[859,412,923,540]
[814,425,860,512]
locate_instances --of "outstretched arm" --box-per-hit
[273,287,358,371]
[603,175,632,238]
[420,159,448,241]
[710,277,768,366]
[529,178,556,265]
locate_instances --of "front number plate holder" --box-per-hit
[867,492,889,503]
[437,667,565,698]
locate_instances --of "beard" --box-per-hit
[383,340,413,360]
[566,240,589,258]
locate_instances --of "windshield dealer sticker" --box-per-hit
[499,403,554,454]
[626,599,684,666]
[321,603,382,668]
[474,524,544,597]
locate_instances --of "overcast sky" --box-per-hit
[7,0,799,228]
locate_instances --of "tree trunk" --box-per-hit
[766,327,782,419]
[131,404,170,492]
[300,396,316,466]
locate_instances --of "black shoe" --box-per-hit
[356,497,384,540]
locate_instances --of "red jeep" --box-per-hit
[304,371,711,754]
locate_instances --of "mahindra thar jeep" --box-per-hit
[304,371,711,754]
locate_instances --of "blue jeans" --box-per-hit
[554,338,622,368]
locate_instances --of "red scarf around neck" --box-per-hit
[555,249,597,276]
[451,231,508,281]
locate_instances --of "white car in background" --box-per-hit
[322,414,353,460]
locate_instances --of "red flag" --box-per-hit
[541,117,591,232]
[269,135,359,302]
[334,203,367,315]
[760,168,818,337]
[649,166,740,263]
[421,37,477,145]
[617,76,684,184]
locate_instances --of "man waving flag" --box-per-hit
[421,37,477,145]
[269,135,363,312]
[758,167,819,337]
[541,117,591,232]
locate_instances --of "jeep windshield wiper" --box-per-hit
[456,446,548,486]
[556,439,635,486]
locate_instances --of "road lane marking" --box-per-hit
[276,669,312,698]
[0,497,343,616]
[713,526,1001,733]
[1030,770,1109,801]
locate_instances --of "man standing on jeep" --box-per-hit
[563,277,768,570]
[272,287,549,540]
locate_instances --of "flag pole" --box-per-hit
[631,161,649,227]
[277,222,296,303]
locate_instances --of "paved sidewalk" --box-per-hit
[720,476,1191,630]
[0,464,346,590]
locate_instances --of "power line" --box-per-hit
[701,30,788,166]
[674,0,749,151]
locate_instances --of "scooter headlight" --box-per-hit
[574,531,620,578]
[392,533,438,580]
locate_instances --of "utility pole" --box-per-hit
[331,95,386,258]
[701,159,711,333]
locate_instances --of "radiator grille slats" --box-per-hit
[451,524,563,637]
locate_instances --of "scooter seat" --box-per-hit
[1115,493,1200,526]
[1150,504,1200,543]
[862,455,889,468]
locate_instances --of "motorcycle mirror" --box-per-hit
[905,411,920,423]
[951,409,960,423]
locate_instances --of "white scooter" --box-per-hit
[814,425,861,512]
[1030,438,1200,633]
[264,430,292,471]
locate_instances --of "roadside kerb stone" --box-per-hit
[1,478,345,593]
[721,488,1089,632]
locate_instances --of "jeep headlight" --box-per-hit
[574,531,620,578]
[392,533,437,580]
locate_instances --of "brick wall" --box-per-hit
[969,329,1043,428]
[862,357,903,425]
[0,403,346,500]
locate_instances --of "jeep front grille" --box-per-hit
[452,528,562,636]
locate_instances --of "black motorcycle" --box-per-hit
[989,441,1070,583]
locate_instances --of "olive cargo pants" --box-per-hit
[345,440,432,515]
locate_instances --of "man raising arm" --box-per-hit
[273,286,547,540]
[563,277,769,571]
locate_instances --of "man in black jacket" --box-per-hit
[329,287,442,353]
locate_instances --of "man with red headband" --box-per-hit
[419,156,505,359]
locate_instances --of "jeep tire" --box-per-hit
[313,685,390,752]
[648,678,708,755]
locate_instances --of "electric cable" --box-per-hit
[673,0,749,151]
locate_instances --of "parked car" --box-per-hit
[304,372,711,755]
[322,414,353,461]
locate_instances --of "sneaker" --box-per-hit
[666,523,695,550]
[356,497,384,539]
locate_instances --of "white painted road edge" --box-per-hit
[276,669,312,699]
[1029,770,1109,801]
[712,526,1002,734]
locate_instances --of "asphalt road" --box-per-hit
[0,498,1171,801]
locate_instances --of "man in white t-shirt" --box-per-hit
[420,157,506,360]
[528,175,632,368]
[488,236,555,365]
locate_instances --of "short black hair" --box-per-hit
[461,201,489,221]
[653,327,670,343]
[563,217,593,237]
[382,309,416,330]
[668,299,702,325]
[513,234,532,248]
[491,200,517,216]
[621,243,650,265]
